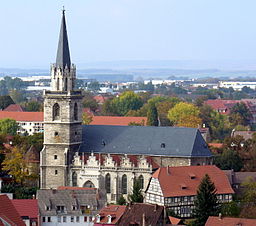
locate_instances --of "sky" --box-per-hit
[1,0,256,69]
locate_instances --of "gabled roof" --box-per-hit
[11,199,38,220]
[206,216,256,226]
[152,165,234,197]
[0,194,25,226]
[118,203,164,226]
[3,104,24,112]
[56,10,71,69]
[90,116,147,126]
[0,111,43,122]
[96,205,126,224]
[81,125,212,157]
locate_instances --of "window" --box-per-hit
[54,155,57,160]
[57,216,61,222]
[55,170,58,175]
[72,172,77,187]
[122,174,127,194]
[63,216,66,222]
[42,217,45,222]
[105,173,111,194]
[84,216,88,222]
[138,175,144,189]
[161,143,165,148]
[48,217,51,222]
[53,103,60,121]
[57,78,60,90]
[74,103,78,121]
[54,131,59,137]
[76,216,80,222]
[71,216,74,222]
[64,77,68,91]
[56,206,65,213]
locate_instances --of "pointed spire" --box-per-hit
[56,8,71,69]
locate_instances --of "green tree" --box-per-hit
[0,118,19,135]
[0,95,14,110]
[87,81,100,91]
[192,174,219,226]
[214,149,243,172]
[168,102,202,128]
[221,201,240,217]
[128,179,144,203]
[117,195,127,205]
[147,104,158,126]
[24,101,42,112]
[82,112,93,125]
[111,91,143,116]
[229,102,252,126]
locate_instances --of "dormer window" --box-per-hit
[189,173,196,179]
[180,184,187,189]
[45,206,51,211]
[161,143,165,148]
[56,205,65,213]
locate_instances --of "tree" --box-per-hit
[82,112,93,125]
[168,102,202,128]
[192,174,219,226]
[147,104,158,126]
[0,95,14,110]
[214,149,243,172]
[117,195,127,205]
[87,81,100,91]
[0,118,19,135]
[111,91,143,116]
[2,147,29,184]
[24,101,42,112]
[229,102,252,126]
[128,179,144,203]
[221,201,240,217]
[82,91,99,112]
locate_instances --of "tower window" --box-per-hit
[74,103,78,121]
[55,170,58,175]
[57,78,60,90]
[53,103,60,121]
[64,77,68,91]
[54,155,57,160]
[54,131,59,136]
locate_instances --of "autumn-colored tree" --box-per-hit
[147,104,158,126]
[82,91,99,112]
[82,112,93,125]
[2,147,29,184]
[167,102,202,128]
[0,118,19,135]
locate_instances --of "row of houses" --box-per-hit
[1,164,256,225]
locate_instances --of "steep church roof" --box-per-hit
[56,9,71,69]
[81,125,212,157]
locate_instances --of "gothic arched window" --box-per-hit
[64,77,68,91]
[138,175,144,189]
[53,103,60,121]
[121,174,127,194]
[105,173,111,194]
[83,181,95,188]
[74,103,78,121]
[72,172,77,187]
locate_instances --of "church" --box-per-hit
[40,10,212,203]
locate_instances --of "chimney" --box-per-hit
[142,212,146,226]
[107,215,112,224]
[167,166,170,175]
[32,194,35,199]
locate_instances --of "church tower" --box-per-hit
[40,10,83,189]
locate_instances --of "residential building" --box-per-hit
[0,111,43,135]
[37,187,106,226]
[219,81,256,91]
[94,205,126,225]
[3,104,24,112]
[145,165,234,218]
[11,199,39,226]
[0,194,26,226]
[206,216,256,226]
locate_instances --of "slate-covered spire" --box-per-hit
[56,9,71,69]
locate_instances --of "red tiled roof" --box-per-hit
[90,116,147,126]
[11,199,38,220]
[0,111,43,122]
[206,216,256,226]
[93,95,109,104]
[0,194,25,226]
[204,99,240,114]
[58,186,96,191]
[3,104,24,112]
[96,205,126,224]
[152,165,234,197]
[208,143,223,149]
[169,216,182,225]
